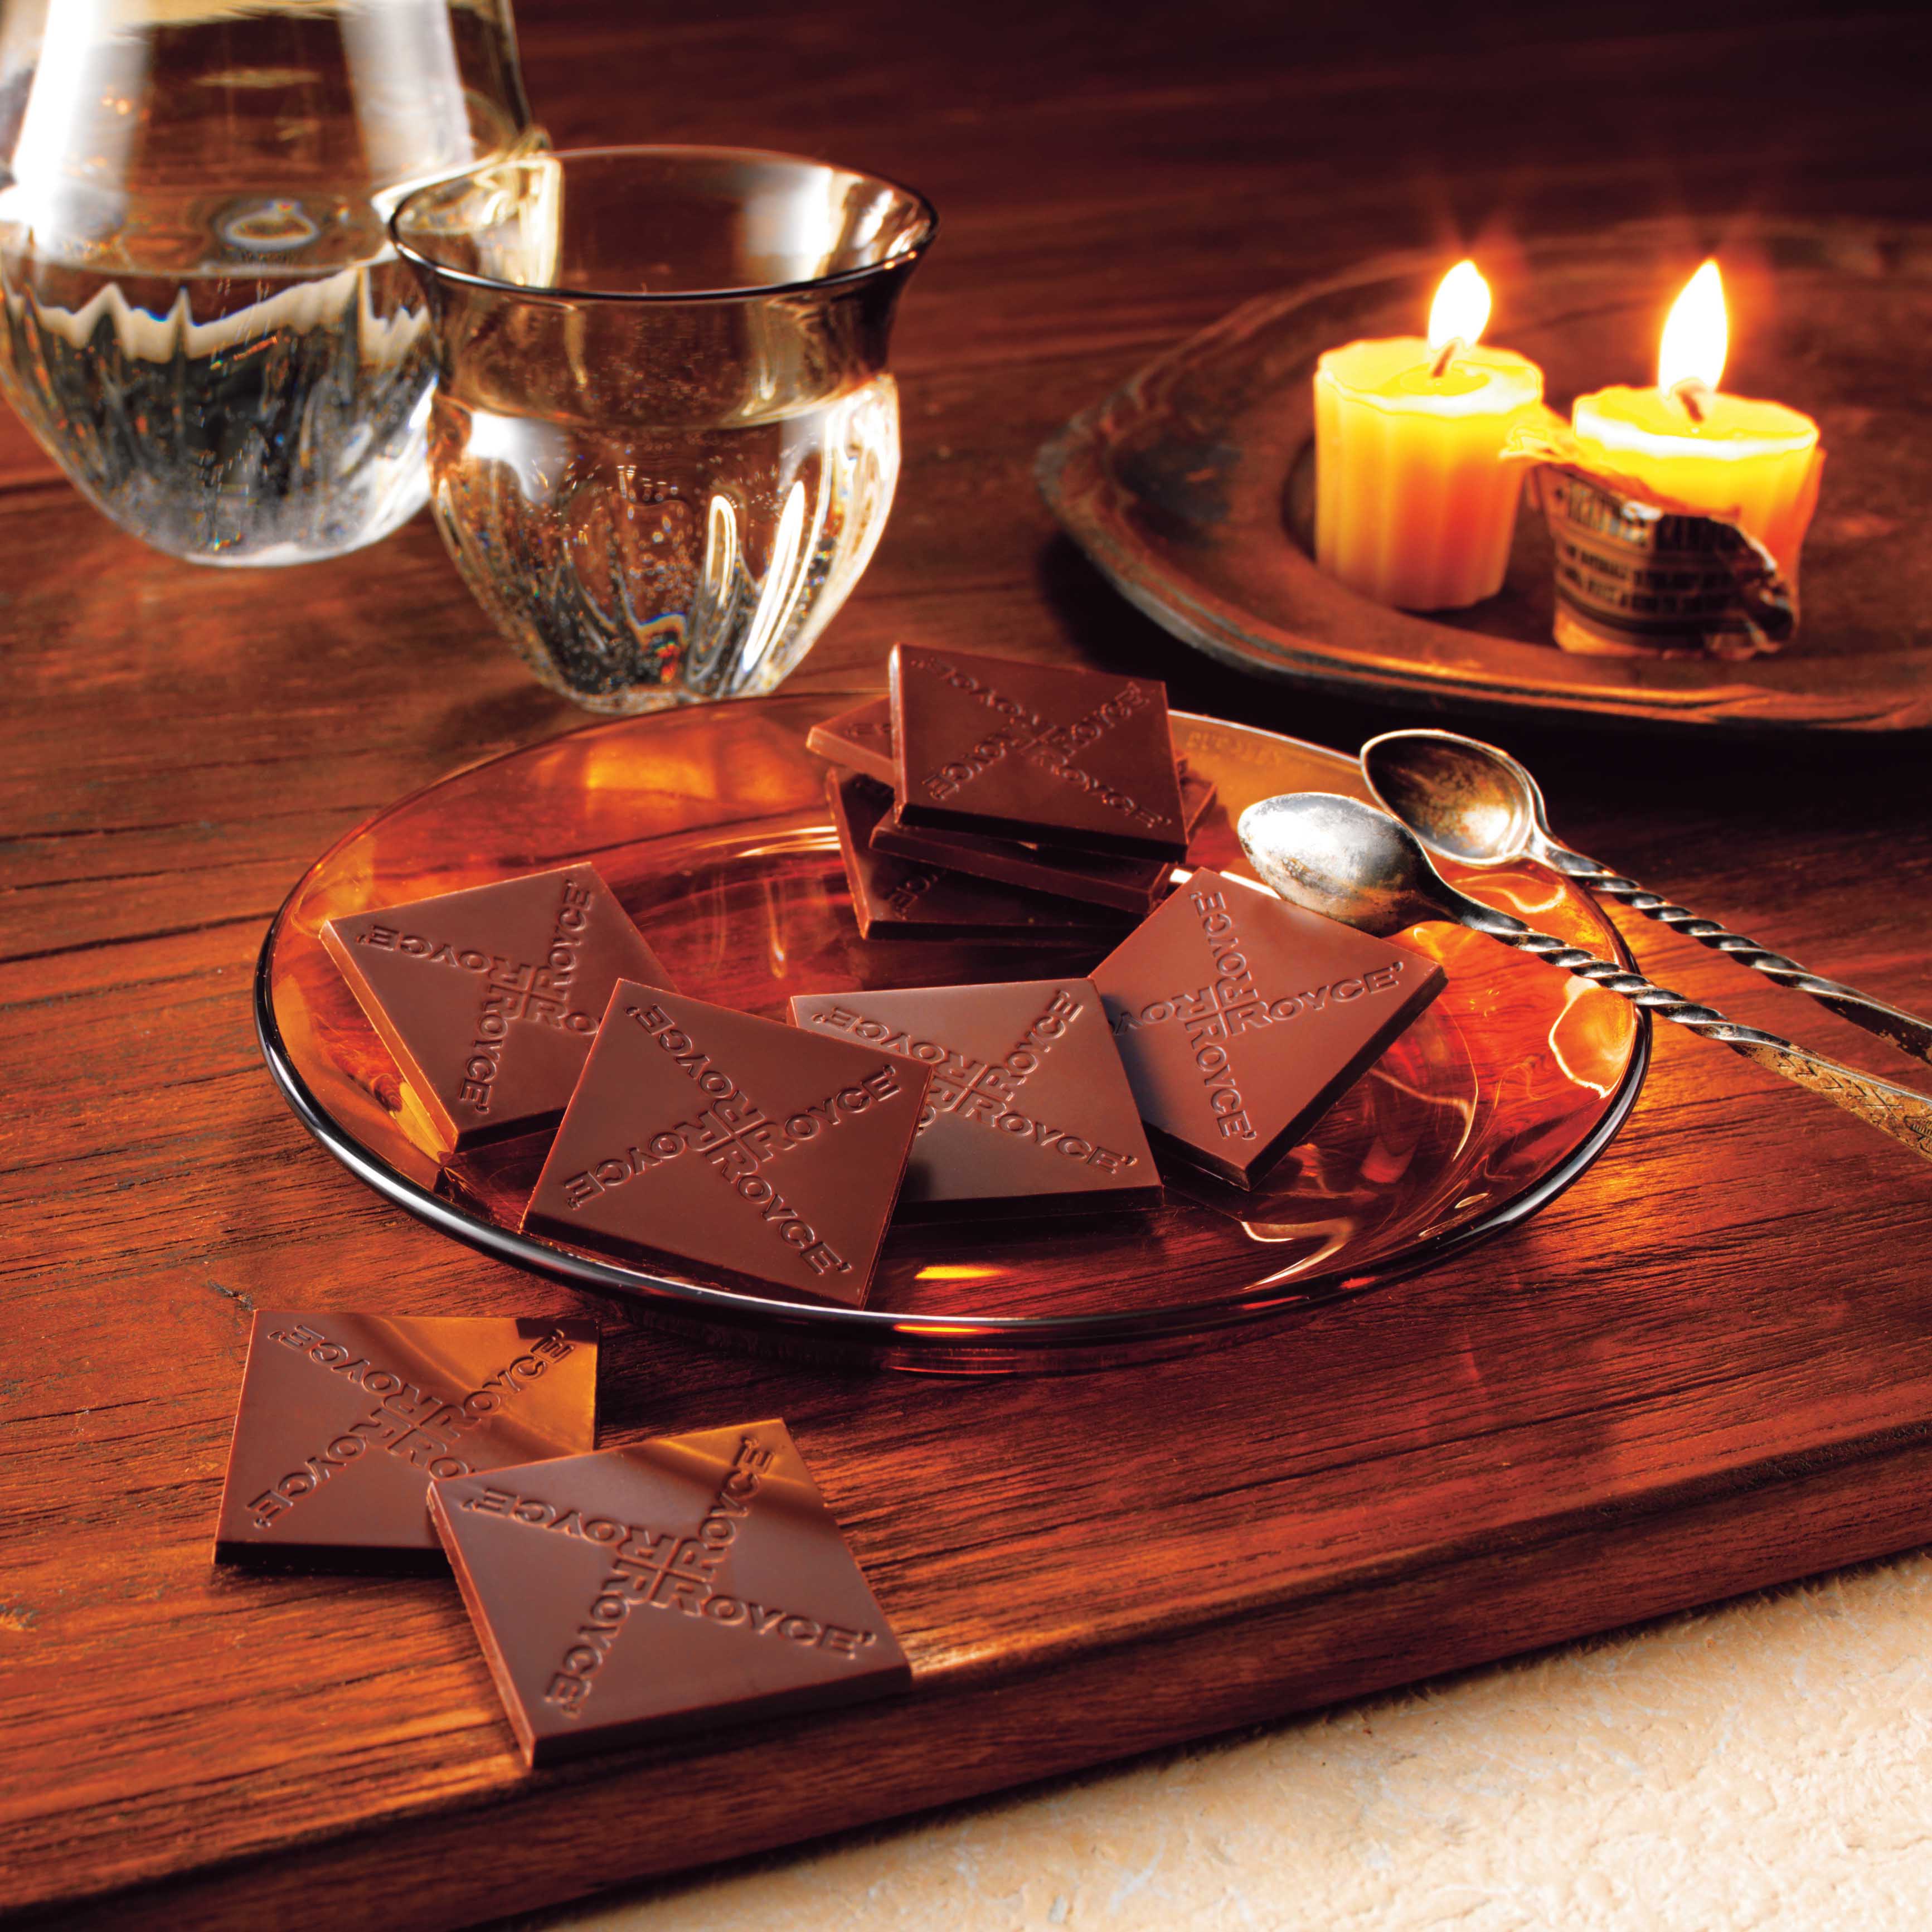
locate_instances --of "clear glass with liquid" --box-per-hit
[0,0,534,565]
[392,146,936,712]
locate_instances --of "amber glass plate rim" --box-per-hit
[253,703,1649,1375]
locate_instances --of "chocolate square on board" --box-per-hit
[322,865,673,1156]
[791,979,1160,1219]
[889,645,1188,858]
[522,983,928,1307]
[1090,868,1446,1188]
[828,770,1129,945]
[213,1312,599,1573]
[429,1420,910,1768]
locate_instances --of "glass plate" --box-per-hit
[255,694,1648,1372]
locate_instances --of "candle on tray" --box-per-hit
[1570,261,1823,575]
[1314,260,1545,611]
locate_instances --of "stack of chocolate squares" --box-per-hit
[809,644,1216,942]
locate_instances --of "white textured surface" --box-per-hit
[522,1551,1932,1932]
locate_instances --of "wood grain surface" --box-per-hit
[4,2,1932,1925]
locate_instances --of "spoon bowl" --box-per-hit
[1361,729,1550,868]
[1235,791,1491,936]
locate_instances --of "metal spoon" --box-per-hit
[1236,791,1932,1162]
[1362,727,1932,1068]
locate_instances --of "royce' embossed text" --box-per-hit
[805,989,1140,1174]
[354,875,604,1113]
[245,1322,578,1530]
[555,1004,906,1277]
[457,1434,882,1718]
[1107,886,1410,1142]
[906,651,1166,828]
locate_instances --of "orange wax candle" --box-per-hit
[1570,261,1822,576]
[1314,261,1544,611]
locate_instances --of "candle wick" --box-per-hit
[1429,336,1463,380]
[1668,377,1712,424]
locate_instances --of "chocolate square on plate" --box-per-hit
[813,695,1218,878]
[213,1311,599,1572]
[870,737,1216,914]
[827,769,1128,944]
[791,979,1160,1218]
[889,645,1188,859]
[806,696,898,785]
[322,864,672,1155]
[1090,868,1446,1188]
[522,983,929,1306]
[429,1420,910,1768]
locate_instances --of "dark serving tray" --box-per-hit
[1039,218,1932,731]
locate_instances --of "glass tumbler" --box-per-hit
[0,0,535,565]
[390,145,936,712]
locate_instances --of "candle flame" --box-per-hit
[1658,260,1727,395]
[1426,260,1491,353]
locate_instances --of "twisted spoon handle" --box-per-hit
[1539,842,1932,1068]
[1461,902,1932,1161]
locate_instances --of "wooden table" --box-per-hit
[5,4,1931,1925]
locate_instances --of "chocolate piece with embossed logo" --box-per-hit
[322,865,673,1157]
[790,980,1161,1219]
[828,770,1127,945]
[889,645,1188,858]
[429,1420,910,1768]
[522,983,928,1306]
[213,1311,599,1573]
[811,693,1217,852]
[1090,868,1446,1188]
[871,765,1216,915]
[806,695,899,785]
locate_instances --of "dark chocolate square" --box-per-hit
[429,1420,910,1768]
[322,865,673,1156]
[213,1312,599,1572]
[521,983,928,1306]
[790,980,1161,1219]
[812,696,1211,912]
[1089,868,1446,1188]
[870,813,1172,915]
[827,770,1128,945]
[889,646,1188,858]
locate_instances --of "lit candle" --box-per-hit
[1314,261,1545,610]
[1571,261,1822,575]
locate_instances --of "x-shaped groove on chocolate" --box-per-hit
[792,979,1161,1217]
[888,645,1190,858]
[429,1422,910,1766]
[213,1312,600,1572]
[1093,869,1448,1188]
[321,864,673,1154]
[523,984,929,1304]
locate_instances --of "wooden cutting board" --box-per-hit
[6,2,1932,1924]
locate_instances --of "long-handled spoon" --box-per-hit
[1362,727,1932,1068]
[1236,791,1932,1162]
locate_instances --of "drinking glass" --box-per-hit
[0,0,535,565]
[390,145,936,713]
